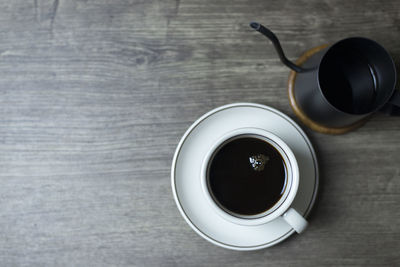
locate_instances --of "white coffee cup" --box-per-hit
[200,127,308,233]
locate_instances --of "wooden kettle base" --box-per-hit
[287,44,370,135]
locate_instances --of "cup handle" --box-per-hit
[282,208,308,234]
[381,90,400,116]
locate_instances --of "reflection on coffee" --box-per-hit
[207,136,287,216]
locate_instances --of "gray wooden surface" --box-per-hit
[0,0,399,266]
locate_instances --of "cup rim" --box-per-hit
[200,127,300,226]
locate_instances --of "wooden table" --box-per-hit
[0,0,399,266]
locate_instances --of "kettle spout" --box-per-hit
[250,22,316,73]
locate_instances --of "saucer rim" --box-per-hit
[171,102,319,251]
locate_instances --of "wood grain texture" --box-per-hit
[0,0,399,266]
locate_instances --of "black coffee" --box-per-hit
[207,136,287,216]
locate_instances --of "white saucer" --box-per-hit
[171,103,319,250]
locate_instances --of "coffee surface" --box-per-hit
[208,136,287,216]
